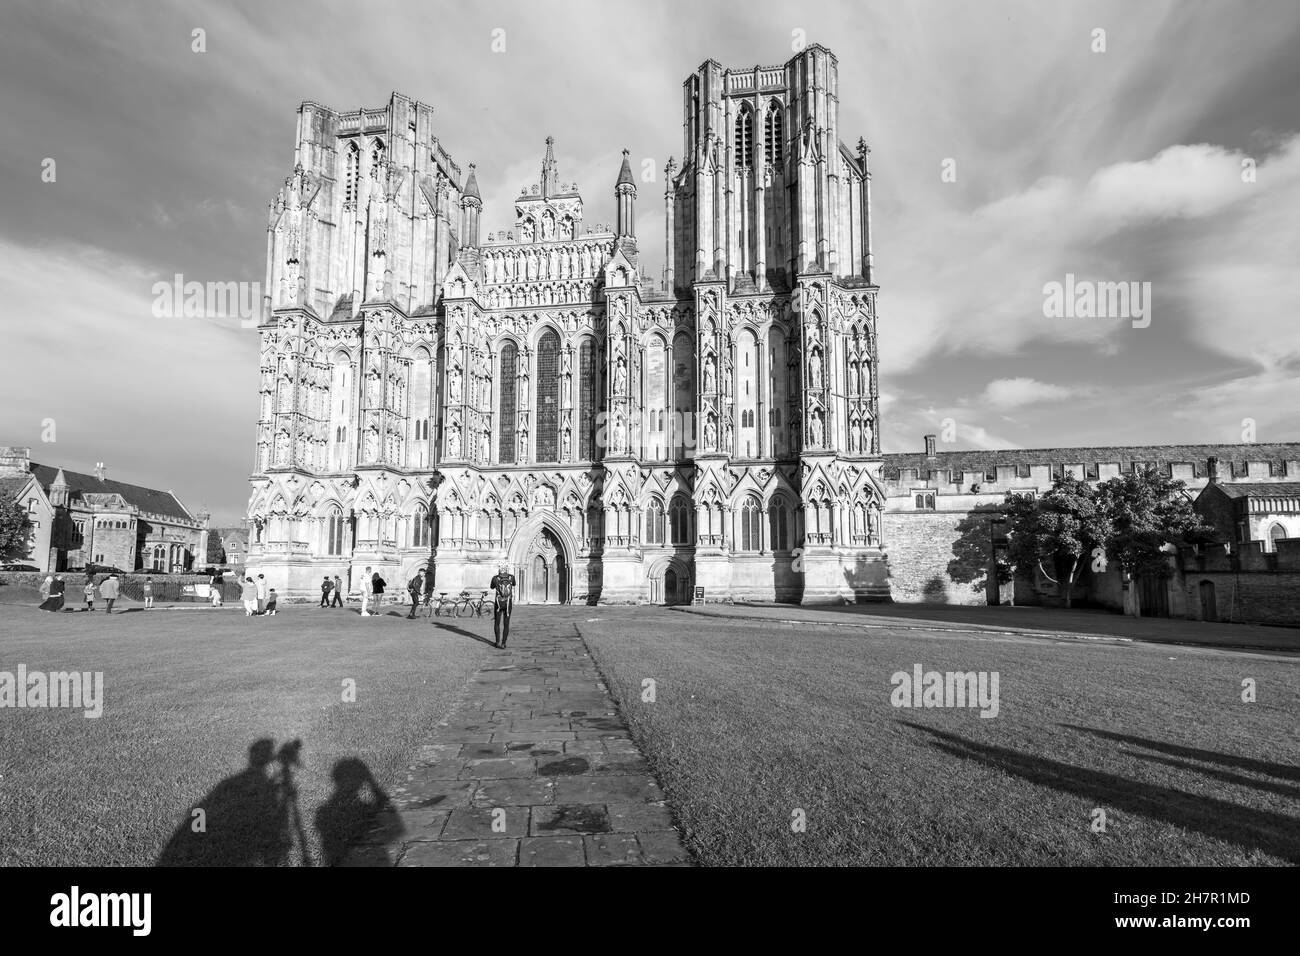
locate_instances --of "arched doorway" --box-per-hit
[650,558,691,606]
[520,527,568,604]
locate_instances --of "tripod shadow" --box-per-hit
[429,619,497,646]
[158,738,306,866]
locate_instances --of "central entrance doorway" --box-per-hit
[520,527,568,604]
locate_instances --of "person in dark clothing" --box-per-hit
[320,577,332,608]
[405,571,424,619]
[488,564,516,649]
[330,574,344,608]
[370,570,386,614]
[41,575,66,612]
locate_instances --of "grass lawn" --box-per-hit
[0,601,494,865]
[580,609,1300,866]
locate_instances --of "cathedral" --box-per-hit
[246,44,888,604]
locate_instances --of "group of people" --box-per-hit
[240,573,277,616]
[318,564,517,648]
[38,573,155,613]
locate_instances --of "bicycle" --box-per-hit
[457,590,490,618]
[432,592,456,617]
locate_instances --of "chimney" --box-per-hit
[1206,456,1218,483]
[924,434,937,457]
[0,446,31,476]
[94,461,107,481]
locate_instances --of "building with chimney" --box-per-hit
[0,446,205,572]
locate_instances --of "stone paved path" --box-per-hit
[345,620,693,866]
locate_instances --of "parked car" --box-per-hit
[0,563,40,572]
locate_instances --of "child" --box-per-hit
[143,577,154,609]
[265,588,278,615]
[83,579,96,611]
[210,578,223,608]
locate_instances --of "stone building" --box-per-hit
[245,45,887,603]
[0,446,205,572]
[880,436,1300,620]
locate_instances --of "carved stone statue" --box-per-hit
[614,356,627,395]
[447,424,461,458]
[704,356,717,394]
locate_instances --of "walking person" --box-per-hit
[210,576,224,608]
[266,589,278,615]
[83,577,96,612]
[405,569,424,619]
[489,564,516,649]
[255,573,268,615]
[241,576,258,616]
[370,568,386,615]
[101,574,119,614]
[360,566,373,616]
[40,574,65,612]
[330,574,344,608]
[143,576,154,609]
[319,576,332,608]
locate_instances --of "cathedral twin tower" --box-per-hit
[248,44,889,605]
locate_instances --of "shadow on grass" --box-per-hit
[900,721,1300,864]
[158,738,402,867]
[1063,725,1300,782]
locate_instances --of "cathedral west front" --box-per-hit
[246,44,889,604]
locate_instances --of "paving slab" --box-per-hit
[354,617,692,867]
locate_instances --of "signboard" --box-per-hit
[693,586,705,604]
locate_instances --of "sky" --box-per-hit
[1,0,1298,524]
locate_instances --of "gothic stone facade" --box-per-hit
[245,46,888,603]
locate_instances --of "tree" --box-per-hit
[1096,468,1215,579]
[0,498,35,561]
[1003,475,1110,607]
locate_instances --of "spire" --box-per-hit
[616,148,635,187]
[462,163,481,203]
[615,148,637,238]
[541,136,558,197]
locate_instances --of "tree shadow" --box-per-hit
[947,504,1012,602]
[899,720,1300,864]
[1062,724,1300,782]
[314,757,404,867]
[1119,750,1300,799]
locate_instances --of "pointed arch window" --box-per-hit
[536,329,561,463]
[370,138,385,180]
[411,504,431,548]
[578,338,595,460]
[769,500,790,551]
[741,496,762,551]
[344,142,360,206]
[326,509,346,556]
[669,494,692,545]
[735,108,754,169]
[498,342,518,464]
[764,102,783,166]
[1268,523,1287,552]
[645,498,666,545]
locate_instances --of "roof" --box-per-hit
[1205,482,1300,500]
[462,163,481,202]
[616,149,635,187]
[882,442,1300,478]
[28,463,194,522]
[0,474,36,500]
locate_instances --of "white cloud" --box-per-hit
[977,377,1087,410]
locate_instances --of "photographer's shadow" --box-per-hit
[315,757,405,866]
[157,738,298,866]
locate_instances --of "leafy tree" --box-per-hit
[0,498,35,561]
[1003,475,1110,607]
[1096,468,1215,579]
